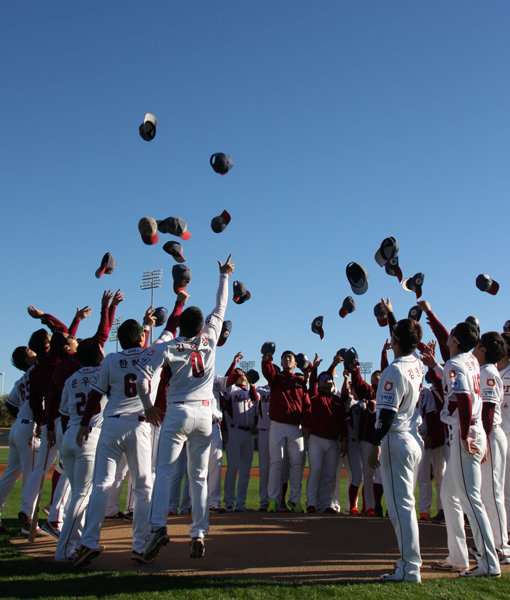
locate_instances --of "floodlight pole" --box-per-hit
[141,269,163,344]
[0,372,4,397]
[109,316,123,352]
[359,362,373,379]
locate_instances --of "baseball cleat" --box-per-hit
[143,527,169,562]
[498,554,510,565]
[459,567,501,578]
[41,520,61,539]
[209,506,225,513]
[73,545,104,567]
[468,546,481,560]
[419,512,431,521]
[380,571,421,583]
[374,505,384,517]
[131,551,151,564]
[266,500,277,513]
[190,537,205,559]
[18,511,31,528]
[431,509,444,523]
[225,505,234,512]
[349,507,360,515]
[365,508,375,516]
[323,507,339,514]
[306,506,316,513]
[20,526,48,538]
[105,511,126,520]
[430,558,467,572]
[288,501,304,513]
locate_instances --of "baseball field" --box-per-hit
[1,450,509,600]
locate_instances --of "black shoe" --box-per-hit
[374,505,383,517]
[190,537,205,558]
[431,509,444,523]
[105,511,125,520]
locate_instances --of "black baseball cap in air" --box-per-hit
[172,264,192,294]
[139,113,157,141]
[217,320,232,347]
[339,296,356,318]
[157,217,191,241]
[95,252,116,279]
[233,281,251,304]
[154,307,168,327]
[402,273,425,299]
[210,152,233,175]
[465,315,480,331]
[246,369,260,384]
[375,237,400,267]
[385,257,403,282]
[296,353,310,371]
[163,241,186,263]
[476,274,499,296]
[374,302,388,327]
[344,347,358,370]
[311,316,324,339]
[346,262,369,295]
[211,210,231,233]
[261,341,276,356]
[408,305,422,322]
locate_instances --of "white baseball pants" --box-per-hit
[224,427,254,510]
[417,445,446,514]
[268,421,305,504]
[257,428,270,508]
[360,440,376,512]
[208,422,223,508]
[306,434,338,511]
[167,445,191,513]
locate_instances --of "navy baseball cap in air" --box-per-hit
[408,305,422,322]
[339,296,356,318]
[217,320,232,347]
[344,347,358,370]
[385,257,403,282]
[465,315,480,331]
[139,113,157,141]
[211,210,231,233]
[374,302,388,327]
[172,264,192,294]
[261,341,276,356]
[402,272,424,298]
[296,353,310,371]
[210,152,233,175]
[95,252,116,279]
[311,316,324,339]
[157,217,191,241]
[346,262,369,295]
[375,237,400,267]
[476,274,499,296]
[233,281,251,304]
[138,217,159,245]
[163,241,186,263]
[337,348,348,360]
[154,307,168,327]
[246,369,260,384]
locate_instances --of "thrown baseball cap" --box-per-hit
[217,320,232,347]
[339,296,356,318]
[210,152,233,175]
[402,273,425,298]
[346,262,369,295]
[385,257,403,282]
[375,237,400,267]
[139,113,157,141]
[337,348,348,360]
[246,369,260,384]
[138,217,159,245]
[374,302,388,327]
[163,240,186,263]
[296,353,310,371]
[261,341,276,356]
[465,315,480,330]
[311,316,324,339]
[233,281,251,304]
[157,217,191,241]
[476,274,499,296]
[408,305,422,322]
[344,347,358,370]
[153,307,168,327]
[211,210,231,233]
[504,320,510,333]
[172,264,192,294]
[95,252,116,279]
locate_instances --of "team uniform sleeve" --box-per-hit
[446,366,470,395]
[135,344,167,381]
[376,365,405,414]
[480,375,499,404]
[90,355,111,395]
[59,384,71,418]
[6,382,21,409]
[202,273,229,344]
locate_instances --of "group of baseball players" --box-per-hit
[1,261,510,581]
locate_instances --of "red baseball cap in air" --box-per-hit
[476,274,499,296]
[339,296,356,318]
[95,252,116,278]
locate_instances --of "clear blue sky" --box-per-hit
[1,1,509,392]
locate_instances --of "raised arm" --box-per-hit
[164,291,189,337]
[417,301,450,362]
[27,306,68,333]
[226,352,244,387]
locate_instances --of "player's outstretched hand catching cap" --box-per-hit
[163,241,186,263]
[172,264,192,294]
[95,252,116,278]
[346,262,369,295]
[343,347,358,370]
[373,302,388,327]
[311,316,324,339]
[210,152,233,174]
[138,217,159,245]
[385,257,403,282]
[157,217,191,240]
[408,305,422,322]
[261,341,276,356]
[476,273,499,295]
[233,281,251,304]
[375,237,400,267]
[211,210,231,233]
[402,272,425,298]
[339,296,356,318]
[217,320,232,347]
[139,113,157,141]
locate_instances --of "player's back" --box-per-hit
[61,366,105,429]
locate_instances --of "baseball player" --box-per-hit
[222,365,259,511]
[498,333,510,531]
[473,332,510,562]
[138,254,235,561]
[255,376,271,511]
[432,322,500,577]
[368,318,424,583]
[0,347,39,533]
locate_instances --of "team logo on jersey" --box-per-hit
[483,388,496,399]
[449,369,456,379]
[452,379,461,391]
[202,336,209,347]
[384,381,393,391]
[146,349,155,356]
[486,378,495,387]
[380,393,394,405]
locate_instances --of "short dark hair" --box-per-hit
[50,331,72,359]
[28,328,49,355]
[480,331,506,364]
[452,322,479,353]
[11,346,32,371]
[501,332,510,359]
[117,319,143,350]
[77,338,103,367]
[246,369,259,384]
[393,319,422,355]
[281,350,296,360]
[179,307,204,339]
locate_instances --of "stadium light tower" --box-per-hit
[359,362,373,379]
[0,372,4,397]
[141,269,163,343]
[109,316,123,352]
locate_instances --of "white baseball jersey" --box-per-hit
[225,385,257,428]
[60,366,107,428]
[480,363,503,428]
[213,375,228,421]
[91,347,152,417]
[499,364,510,433]
[441,352,482,429]
[257,385,271,430]
[376,355,424,433]
[8,367,34,422]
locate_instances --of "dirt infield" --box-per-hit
[12,511,509,582]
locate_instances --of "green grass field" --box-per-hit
[1,451,509,599]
